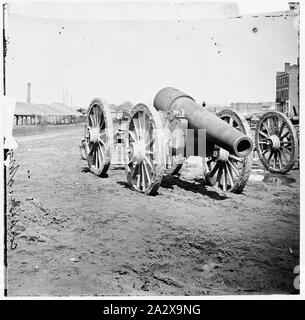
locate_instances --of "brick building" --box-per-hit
[276,60,299,117]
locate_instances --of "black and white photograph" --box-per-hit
[0,0,301,298]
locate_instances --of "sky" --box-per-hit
[5,1,299,108]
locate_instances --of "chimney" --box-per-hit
[284,63,290,73]
[27,82,31,103]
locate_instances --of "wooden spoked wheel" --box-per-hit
[124,104,165,195]
[205,109,253,193]
[85,98,113,176]
[255,111,298,173]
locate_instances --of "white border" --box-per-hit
[0,0,303,300]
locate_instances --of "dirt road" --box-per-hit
[7,125,299,296]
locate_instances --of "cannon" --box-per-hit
[80,87,254,195]
[124,87,254,194]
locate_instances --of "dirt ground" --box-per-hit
[7,124,299,296]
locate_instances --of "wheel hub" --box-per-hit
[269,134,280,150]
[132,139,146,162]
[218,148,229,162]
[89,127,100,143]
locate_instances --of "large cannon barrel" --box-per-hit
[153,87,253,158]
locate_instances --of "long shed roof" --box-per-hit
[15,102,82,116]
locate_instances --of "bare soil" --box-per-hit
[7,124,299,296]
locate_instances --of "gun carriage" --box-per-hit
[80,87,254,195]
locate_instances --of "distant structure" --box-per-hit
[275,60,299,117]
[27,83,31,103]
[14,83,84,125]
[109,101,132,121]
[230,102,275,114]
[205,104,227,113]
[289,2,299,11]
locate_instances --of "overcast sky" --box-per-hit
[5,1,299,108]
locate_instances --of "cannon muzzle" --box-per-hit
[153,87,253,158]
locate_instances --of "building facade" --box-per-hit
[230,102,275,114]
[276,60,299,117]
[13,83,84,125]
